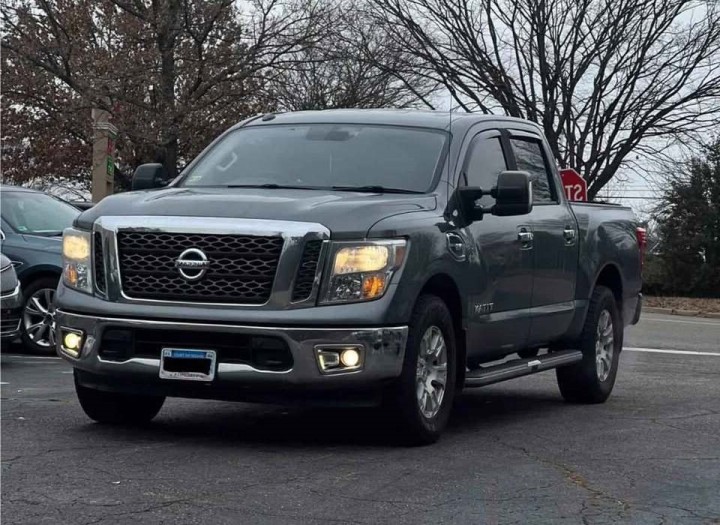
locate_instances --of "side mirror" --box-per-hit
[492,171,533,217]
[131,163,170,191]
[456,186,486,224]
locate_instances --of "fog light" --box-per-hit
[60,328,84,358]
[315,345,364,374]
[64,332,82,350]
[317,351,339,370]
[340,348,360,367]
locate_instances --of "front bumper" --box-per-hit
[56,309,408,401]
[1,285,23,340]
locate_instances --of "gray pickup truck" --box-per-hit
[56,110,642,444]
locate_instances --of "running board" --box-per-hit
[463,350,583,388]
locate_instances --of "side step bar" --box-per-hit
[464,350,583,388]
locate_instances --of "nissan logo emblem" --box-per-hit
[175,248,210,281]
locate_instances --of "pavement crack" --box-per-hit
[489,436,631,520]
[78,500,191,525]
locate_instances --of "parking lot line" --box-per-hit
[4,355,61,360]
[625,347,720,357]
[642,316,720,326]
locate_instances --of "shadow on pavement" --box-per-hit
[66,389,569,449]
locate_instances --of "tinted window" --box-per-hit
[463,136,507,206]
[1,191,79,236]
[510,138,555,203]
[180,125,448,193]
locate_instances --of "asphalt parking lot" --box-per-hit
[2,312,719,525]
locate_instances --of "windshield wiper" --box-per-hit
[331,185,423,194]
[225,184,319,190]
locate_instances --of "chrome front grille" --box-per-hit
[117,231,283,304]
[92,216,330,308]
[291,240,323,302]
[94,232,107,294]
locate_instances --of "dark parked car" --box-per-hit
[56,110,642,444]
[1,186,80,352]
[1,253,23,341]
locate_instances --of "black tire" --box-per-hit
[556,285,622,403]
[20,276,60,355]
[75,371,165,424]
[384,294,457,445]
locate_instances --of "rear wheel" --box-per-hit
[384,295,457,445]
[556,285,621,403]
[75,371,165,424]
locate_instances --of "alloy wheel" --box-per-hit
[595,309,614,381]
[415,325,448,419]
[23,288,56,349]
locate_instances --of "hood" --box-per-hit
[75,187,437,238]
[20,233,63,252]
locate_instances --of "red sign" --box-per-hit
[559,168,587,202]
[106,136,115,156]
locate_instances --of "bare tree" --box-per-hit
[268,2,437,110]
[372,0,720,199]
[2,0,329,180]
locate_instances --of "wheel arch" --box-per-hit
[593,263,623,313]
[18,266,62,288]
[417,273,466,391]
[563,262,625,346]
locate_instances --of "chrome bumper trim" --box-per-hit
[56,309,408,387]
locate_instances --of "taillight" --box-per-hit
[636,227,647,270]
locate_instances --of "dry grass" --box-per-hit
[645,296,720,313]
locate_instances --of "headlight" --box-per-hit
[62,228,93,293]
[320,240,406,304]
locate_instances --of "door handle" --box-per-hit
[517,227,533,250]
[518,231,534,242]
[563,228,576,245]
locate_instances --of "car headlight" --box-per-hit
[320,240,407,304]
[62,228,93,293]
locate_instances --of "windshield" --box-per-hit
[1,191,80,236]
[179,124,448,193]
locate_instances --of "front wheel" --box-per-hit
[384,295,457,445]
[75,371,165,424]
[556,285,622,403]
[21,276,59,354]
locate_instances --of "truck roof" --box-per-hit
[238,109,537,135]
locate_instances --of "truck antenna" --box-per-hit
[448,93,454,187]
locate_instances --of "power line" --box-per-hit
[595,195,662,201]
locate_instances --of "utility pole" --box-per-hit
[91,108,117,202]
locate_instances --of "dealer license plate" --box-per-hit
[159,348,216,381]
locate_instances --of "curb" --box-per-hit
[644,307,673,315]
[644,306,720,319]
